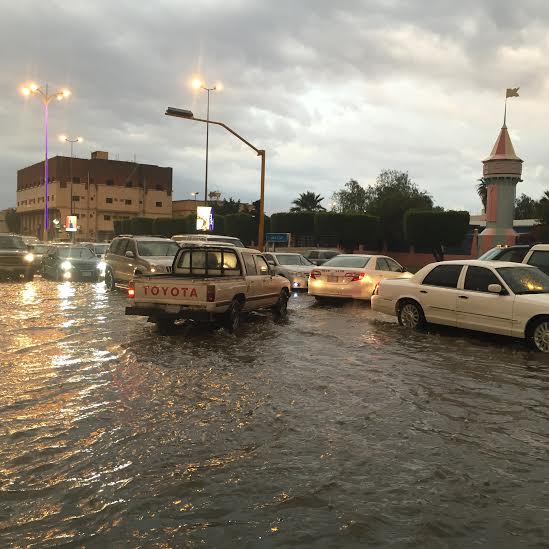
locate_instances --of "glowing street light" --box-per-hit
[20,82,71,239]
[191,191,200,202]
[191,77,222,205]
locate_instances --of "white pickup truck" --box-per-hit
[125,244,291,332]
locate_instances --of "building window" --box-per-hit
[156,185,162,190]
[104,215,111,221]
[125,180,133,187]
[106,197,113,204]
[156,201,162,207]
[72,196,80,202]
[106,179,114,186]
[72,177,80,183]
[60,182,67,188]
[125,199,132,205]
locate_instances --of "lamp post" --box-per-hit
[191,78,222,205]
[166,107,266,250]
[59,135,83,216]
[20,83,71,241]
[191,191,199,203]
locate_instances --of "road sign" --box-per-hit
[266,233,290,243]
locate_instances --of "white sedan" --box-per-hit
[371,259,549,352]
[308,254,411,301]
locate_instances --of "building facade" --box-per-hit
[17,151,172,241]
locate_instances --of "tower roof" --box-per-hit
[484,124,522,162]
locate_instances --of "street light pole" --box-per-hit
[192,79,222,206]
[20,83,71,241]
[166,107,266,249]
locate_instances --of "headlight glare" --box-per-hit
[24,253,34,262]
[61,260,72,271]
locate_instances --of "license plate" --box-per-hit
[81,271,92,277]
[328,276,338,283]
[165,304,180,314]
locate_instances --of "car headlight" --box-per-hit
[149,265,163,273]
[24,253,34,262]
[97,261,106,273]
[61,260,72,271]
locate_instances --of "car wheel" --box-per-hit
[24,271,34,282]
[397,300,425,330]
[56,269,64,282]
[105,268,116,291]
[272,289,289,320]
[156,318,175,334]
[224,298,243,333]
[529,318,549,353]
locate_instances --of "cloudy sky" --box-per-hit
[2,0,549,214]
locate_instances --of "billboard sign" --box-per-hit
[196,206,214,232]
[65,215,78,232]
[265,233,290,243]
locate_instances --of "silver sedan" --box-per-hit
[263,252,314,289]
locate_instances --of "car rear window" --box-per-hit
[422,264,463,288]
[323,256,370,268]
[175,249,241,276]
[527,251,549,275]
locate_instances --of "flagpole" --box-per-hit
[504,96,507,126]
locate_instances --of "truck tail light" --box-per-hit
[344,272,365,282]
[310,270,322,279]
[128,281,135,298]
[206,285,215,302]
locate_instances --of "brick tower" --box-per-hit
[479,123,523,253]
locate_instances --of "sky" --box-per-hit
[2,0,549,215]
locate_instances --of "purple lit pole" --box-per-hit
[20,83,71,240]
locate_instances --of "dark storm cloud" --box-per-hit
[2,0,549,213]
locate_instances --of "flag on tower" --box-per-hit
[506,87,520,98]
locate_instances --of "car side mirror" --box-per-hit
[488,283,503,294]
[125,250,135,258]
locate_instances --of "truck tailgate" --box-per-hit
[134,278,207,304]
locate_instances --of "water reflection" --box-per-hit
[1,281,549,547]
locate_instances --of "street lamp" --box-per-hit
[20,83,71,240]
[59,135,83,217]
[191,77,222,205]
[166,107,266,250]
[191,191,200,202]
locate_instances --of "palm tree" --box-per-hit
[477,178,487,211]
[290,191,326,212]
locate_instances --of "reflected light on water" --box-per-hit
[21,282,37,305]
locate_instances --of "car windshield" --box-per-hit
[33,245,49,254]
[0,235,26,249]
[497,266,549,294]
[276,254,311,266]
[137,241,180,257]
[478,247,505,260]
[58,247,96,259]
[323,255,370,268]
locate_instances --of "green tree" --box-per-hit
[515,193,538,220]
[214,198,241,216]
[365,169,433,244]
[290,191,326,212]
[5,208,21,233]
[477,179,487,211]
[332,179,368,213]
[538,191,549,224]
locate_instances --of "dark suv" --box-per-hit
[303,249,340,266]
[478,245,531,263]
[0,233,35,280]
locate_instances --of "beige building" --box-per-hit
[17,151,172,241]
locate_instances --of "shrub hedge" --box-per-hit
[404,210,470,247]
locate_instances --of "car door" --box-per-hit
[418,264,463,327]
[121,239,138,282]
[255,254,279,306]
[241,252,262,311]
[456,265,514,336]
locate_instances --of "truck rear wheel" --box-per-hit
[224,298,243,333]
[156,318,175,334]
[105,268,116,291]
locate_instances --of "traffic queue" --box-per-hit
[4,230,549,353]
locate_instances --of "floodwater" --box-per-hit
[1,279,549,548]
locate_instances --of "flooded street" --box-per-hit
[1,279,549,548]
